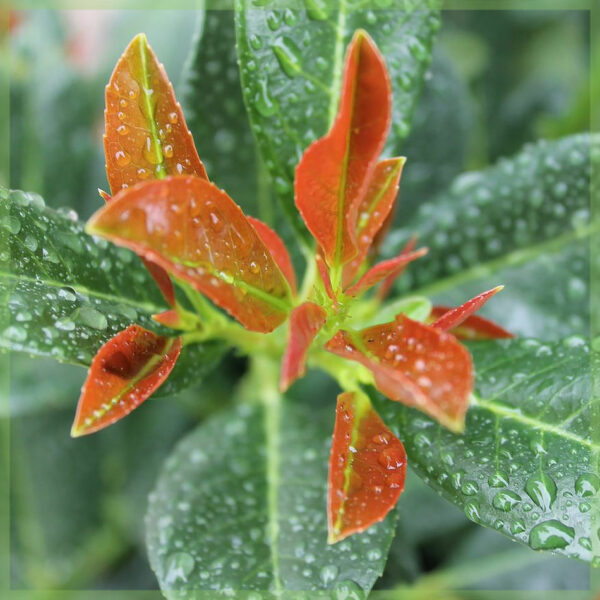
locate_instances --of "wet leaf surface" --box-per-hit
[375,336,596,561]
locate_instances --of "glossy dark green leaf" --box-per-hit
[184,10,265,217]
[375,337,596,562]
[0,188,224,395]
[146,399,395,596]
[383,134,598,339]
[235,0,441,241]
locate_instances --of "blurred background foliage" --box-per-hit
[6,7,594,595]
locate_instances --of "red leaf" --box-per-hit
[430,308,514,341]
[344,247,427,297]
[377,236,417,301]
[87,176,292,333]
[152,308,198,331]
[328,391,406,543]
[343,157,405,287]
[99,189,175,306]
[295,30,391,270]
[280,302,327,392]
[247,216,297,295]
[432,286,507,334]
[325,316,473,432]
[104,33,207,194]
[71,325,181,437]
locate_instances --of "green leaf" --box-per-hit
[184,10,265,217]
[235,0,440,241]
[0,188,224,395]
[146,386,395,596]
[375,337,596,562]
[384,134,598,339]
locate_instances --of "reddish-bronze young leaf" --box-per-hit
[104,33,207,194]
[99,189,176,306]
[87,176,292,333]
[71,325,181,437]
[344,247,427,297]
[429,304,514,340]
[295,30,391,270]
[325,316,473,432]
[248,216,297,295]
[377,236,417,301]
[328,391,406,544]
[280,302,327,392]
[343,158,405,287]
[432,286,506,333]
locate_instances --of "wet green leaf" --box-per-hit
[235,0,441,242]
[146,396,395,596]
[0,188,224,394]
[375,337,596,562]
[383,134,598,340]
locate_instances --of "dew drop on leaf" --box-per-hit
[524,473,557,511]
[575,473,600,497]
[529,520,574,550]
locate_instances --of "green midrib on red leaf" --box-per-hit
[335,392,370,536]
[137,33,167,179]
[75,335,178,433]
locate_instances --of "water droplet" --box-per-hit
[115,150,131,167]
[55,317,76,331]
[272,37,302,78]
[464,500,480,522]
[3,325,26,342]
[117,124,129,136]
[461,480,479,496]
[305,0,331,20]
[164,552,195,585]
[168,112,178,124]
[164,144,174,158]
[575,473,599,497]
[525,473,557,511]
[143,136,161,165]
[76,306,108,330]
[249,34,263,50]
[511,519,526,534]
[320,564,339,586]
[23,234,38,252]
[529,520,574,550]
[255,79,277,117]
[488,470,509,487]
[1,215,21,234]
[333,579,364,600]
[492,490,521,512]
[266,11,281,30]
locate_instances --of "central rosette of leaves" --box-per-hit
[72,30,511,543]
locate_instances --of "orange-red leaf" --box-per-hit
[325,316,473,432]
[343,158,405,287]
[431,286,507,333]
[328,391,406,543]
[71,325,181,437]
[87,176,292,333]
[99,189,176,307]
[280,302,327,392]
[295,30,391,270]
[377,236,417,301]
[248,216,297,295]
[344,247,427,297]
[104,33,207,194]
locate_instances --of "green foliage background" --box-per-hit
[5,7,595,595]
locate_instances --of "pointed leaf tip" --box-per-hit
[432,286,509,336]
[104,33,207,194]
[328,391,406,543]
[71,325,181,437]
[295,29,391,269]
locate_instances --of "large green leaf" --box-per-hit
[146,385,395,596]
[235,0,441,241]
[0,188,224,396]
[375,337,596,562]
[384,134,597,339]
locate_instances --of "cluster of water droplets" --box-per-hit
[384,135,595,293]
[380,337,595,560]
[1,188,164,365]
[146,403,395,597]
